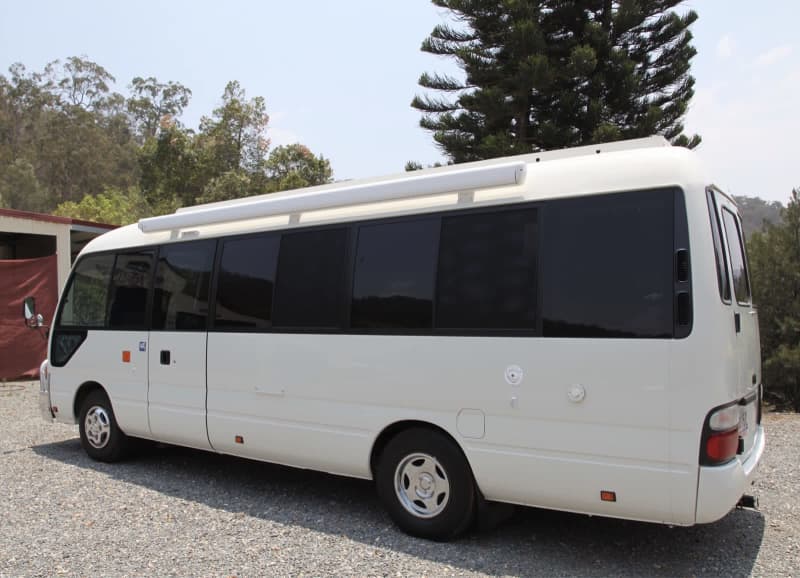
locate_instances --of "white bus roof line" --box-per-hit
[138,161,525,233]
[138,135,669,233]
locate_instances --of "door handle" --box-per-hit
[734,312,741,333]
[160,350,171,365]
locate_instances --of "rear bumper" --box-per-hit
[695,424,765,523]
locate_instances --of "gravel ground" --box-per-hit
[1,381,798,577]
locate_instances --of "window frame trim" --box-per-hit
[720,205,753,306]
[706,187,732,305]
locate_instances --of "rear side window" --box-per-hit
[107,251,154,329]
[541,189,674,338]
[436,209,538,330]
[706,190,731,302]
[721,208,752,304]
[273,228,348,328]
[214,235,280,330]
[56,253,114,328]
[351,218,439,330]
[152,240,215,331]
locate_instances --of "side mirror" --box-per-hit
[23,297,44,328]
[23,297,36,321]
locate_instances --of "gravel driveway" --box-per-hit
[1,381,798,577]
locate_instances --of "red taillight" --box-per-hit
[701,404,741,466]
[705,428,739,463]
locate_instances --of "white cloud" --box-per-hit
[755,44,793,67]
[716,35,733,59]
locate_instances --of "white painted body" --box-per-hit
[41,137,764,526]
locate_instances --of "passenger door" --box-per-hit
[103,250,154,437]
[148,240,216,449]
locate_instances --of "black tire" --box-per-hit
[78,389,130,462]
[376,428,476,540]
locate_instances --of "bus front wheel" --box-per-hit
[78,390,130,462]
[376,428,476,540]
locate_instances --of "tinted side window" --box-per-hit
[108,251,154,329]
[351,219,438,330]
[436,209,538,330]
[706,190,731,302]
[215,235,280,329]
[56,253,114,328]
[152,240,215,331]
[541,189,674,338]
[721,208,751,304]
[273,228,348,328]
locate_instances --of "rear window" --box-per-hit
[541,189,674,338]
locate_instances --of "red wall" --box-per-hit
[0,255,57,380]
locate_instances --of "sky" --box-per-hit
[1,0,797,204]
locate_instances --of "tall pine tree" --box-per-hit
[413,0,700,162]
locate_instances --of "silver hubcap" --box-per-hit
[394,452,450,518]
[84,405,111,449]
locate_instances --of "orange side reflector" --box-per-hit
[235,435,244,444]
[601,491,617,502]
[122,351,131,363]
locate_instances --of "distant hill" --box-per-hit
[734,195,784,238]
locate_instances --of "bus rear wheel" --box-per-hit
[78,390,130,462]
[376,428,476,540]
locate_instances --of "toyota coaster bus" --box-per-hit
[31,136,764,540]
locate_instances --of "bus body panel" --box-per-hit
[207,332,673,521]
[49,330,150,437]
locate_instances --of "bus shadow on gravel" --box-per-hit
[33,438,764,577]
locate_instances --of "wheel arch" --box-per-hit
[369,420,476,482]
[73,381,106,421]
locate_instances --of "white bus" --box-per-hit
[32,136,764,540]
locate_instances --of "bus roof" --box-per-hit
[81,136,710,256]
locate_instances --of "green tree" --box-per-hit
[196,169,254,205]
[53,186,152,225]
[265,144,333,192]
[734,195,784,238]
[748,189,800,410]
[0,63,53,164]
[0,58,139,210]
[44,56,117,112]
[0,158,49,211]
[413,0,700,162]
[127,76,192,141]
[1,59,337,214]
[138,121,201,209]
[198,81,270,176]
